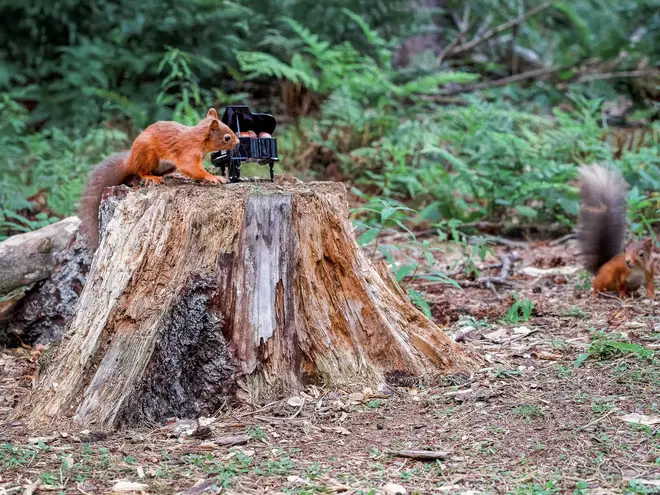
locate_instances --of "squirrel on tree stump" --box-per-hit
[79,108,239,247]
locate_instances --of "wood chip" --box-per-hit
[387,449,451,460]
[619,413,660,426]
[111,481,149,493]
[215,434,250,446]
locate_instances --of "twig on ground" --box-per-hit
[451,325,479,342]
[252,399,305,422]
[387,449,452,461]
[577,408,618,431]
[549,233,576,246]
[289,398,305,420]
[215,434,251,446]
[473,235,528,248]
[236,400,281,418]
[460,253,520,296]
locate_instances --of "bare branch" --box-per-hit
[558,69,660,88]
[448,0,555,57]
[439,65,563,96]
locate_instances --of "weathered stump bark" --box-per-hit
[15,180,476,430]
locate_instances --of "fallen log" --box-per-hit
[0,217,92,345]
[14,179,477,430]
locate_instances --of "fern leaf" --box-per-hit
[281,17,331,55]
[399,72,480,96]
[235,51,318,90]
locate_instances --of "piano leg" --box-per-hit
[269,162,274,182]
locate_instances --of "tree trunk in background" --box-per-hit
[14,179,477,431]
[395,0,446,67]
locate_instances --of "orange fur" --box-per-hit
[577,164,655,299]
[126,108,238,183]
[79,108,238,248]
[592,239,655,299]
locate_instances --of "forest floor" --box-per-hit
[1,237,659,495]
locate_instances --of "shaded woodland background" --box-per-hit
[0,0,658,309]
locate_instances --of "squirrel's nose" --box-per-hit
[625,259,633,268]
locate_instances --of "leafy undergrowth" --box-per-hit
[2,241,659,495]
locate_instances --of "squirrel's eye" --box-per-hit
[639,251,645,257]
[223,134,232,142]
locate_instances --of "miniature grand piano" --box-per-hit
[210,105,279,183]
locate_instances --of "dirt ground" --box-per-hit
[1,237,659,495]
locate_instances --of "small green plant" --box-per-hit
[259,456,296,476]
[248,427,267,441]
[306,462,323,479]
[574,270,592,291]
[575,333,655,368]
[39,472,58,485]
[572,480,590,495]
[560,306,589,319]
[626,479,660,494]
[0,443,39,469]
[433,407,457,419]
[591,398,616,414]
[493,368,523,379]
[513,404,545,423]
[366,399,384,409]
[352,198,460,318]
[511,480,561,495]
[502,294,535,324]
[557,365,572,379]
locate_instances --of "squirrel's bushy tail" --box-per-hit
[577,164,628,274]
[78,152,131,248]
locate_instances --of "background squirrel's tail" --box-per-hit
[78,151,131,248]
[577,164,628,274]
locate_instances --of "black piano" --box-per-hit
[210,105,279,183]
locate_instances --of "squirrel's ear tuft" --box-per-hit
[207,108,219,119]
[643,238,653,251]
[209,119,220,131]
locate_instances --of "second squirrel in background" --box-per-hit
[79,108,239,248]
[577,164,655,299]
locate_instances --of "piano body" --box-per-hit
[210,105,279,183]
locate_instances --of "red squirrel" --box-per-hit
[577,164,655,298]
[79,108,239,247]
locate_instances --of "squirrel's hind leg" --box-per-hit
[617,284,631,299]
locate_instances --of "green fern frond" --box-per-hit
[341,8,389,48]
[398,72,480,96]
[282,17,331,56]
[235,51,318,90]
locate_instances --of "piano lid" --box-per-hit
[221,105,277,135]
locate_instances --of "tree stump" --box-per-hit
[15,180,477,430]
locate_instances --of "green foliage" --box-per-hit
[512,404,545,423]
[575,332,656,368]
[502,295,535,324]
[0,94,129,240]
[0,0,416,129]
[1,0,659,275]
[352,197,461,316]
